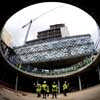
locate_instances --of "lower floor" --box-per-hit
[0,61,100,93]
[15,65,100,93]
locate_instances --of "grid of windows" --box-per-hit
[37,28,62,39]
[14,34,96,63]
[37,24,67,40]
[0,35,97,77]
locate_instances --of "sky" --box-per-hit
[2,2,100,49]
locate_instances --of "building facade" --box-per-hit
[0,24,99,92]
[0,24,95,78]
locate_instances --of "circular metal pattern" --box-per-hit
[0,2,100,78]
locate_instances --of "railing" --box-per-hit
[30,57,92,76]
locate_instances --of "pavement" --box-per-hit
[0,84,100,100]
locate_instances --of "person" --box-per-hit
[16,64,22,69]
[41,81,47,99]
[47,85,49,96]
[36,83,41,97]
[19,64,22,69]
[33,82,36,93]
[63,81,69,96]
[52,81,58,99]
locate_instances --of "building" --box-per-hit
[1,28,13,47]
[3,24,96,77]
[37,24,69,40]
[0,24,99,92]
[14,34,95,64]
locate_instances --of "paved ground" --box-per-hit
[0,84,100,100]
